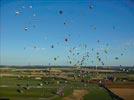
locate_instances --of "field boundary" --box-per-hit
[100,85,124,100]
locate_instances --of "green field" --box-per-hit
[0,76,112,100]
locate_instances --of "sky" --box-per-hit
[0,0,134,66]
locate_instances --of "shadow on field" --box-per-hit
[0,98,10,100]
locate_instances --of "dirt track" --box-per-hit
[63,90,88,100]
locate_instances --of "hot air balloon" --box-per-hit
[65,38,68,42]
[115,57,119,60]
[51,45,54,48]
[24,27,28,31]
[15,11,20,15]
[89,5,94,9]
[59,10,63,15]
[54,57,57,61]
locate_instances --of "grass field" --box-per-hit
[0,76,112,100]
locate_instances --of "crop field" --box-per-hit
[0,76,112,100]
[0,73,113,100]
[0,68,134,100]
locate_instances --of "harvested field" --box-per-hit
[106,83,134,89]
[110,88,134,100]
